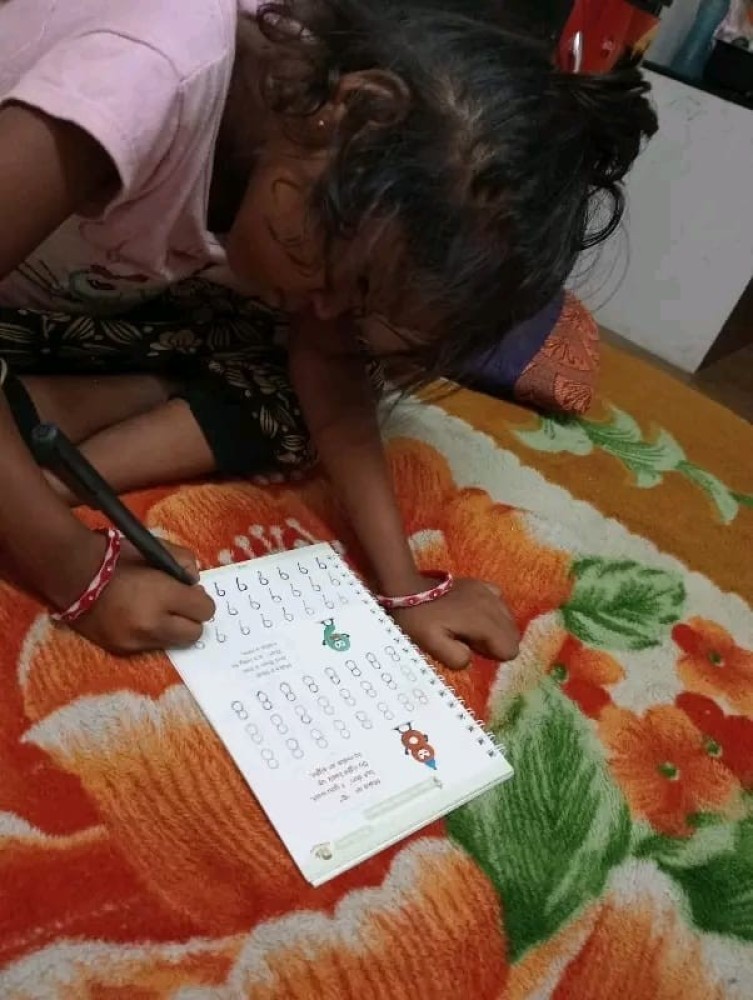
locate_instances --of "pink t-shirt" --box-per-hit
[0,0,258,314]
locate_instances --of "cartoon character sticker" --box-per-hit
[321,618,351,653]
[396,723,437,771]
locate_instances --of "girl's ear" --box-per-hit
[287,69,410,149]
[332,69,411,129]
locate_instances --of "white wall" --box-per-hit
[648,0,702,67]
[579,70,753,373]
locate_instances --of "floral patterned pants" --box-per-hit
[0,280,319,475]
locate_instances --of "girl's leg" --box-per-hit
[18,373,204,500]
[73,398,216,494]
[2,281,311,497]
[14,361,307,499]
[58,353,312,497]
[20,373,174,442]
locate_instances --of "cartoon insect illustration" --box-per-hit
[321,619,351,653]
[395,722,437,771]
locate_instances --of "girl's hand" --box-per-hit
[392,579,520,669]
[71,540,215,655]
[287,321,517,671]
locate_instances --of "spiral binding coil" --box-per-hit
[326,550,507,761]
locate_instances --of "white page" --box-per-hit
[168,544,513,885]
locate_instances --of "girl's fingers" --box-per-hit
[164,541,201,582]
[478,626,520,663]
[161,614,206,649]
[452,608,520,662]
[430,634,472,671]
[166,581,216,623]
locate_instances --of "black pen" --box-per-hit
[30,423,195,586]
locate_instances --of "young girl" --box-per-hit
[0,0,656,660]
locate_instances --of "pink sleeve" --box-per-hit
[4,31,183,208]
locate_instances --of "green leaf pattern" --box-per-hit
[650,819,753,941]
[561,558,687,651]
[515,406,753,524]
[515,415,594,457]
[678,462,741,526]
[448,548,753,960]
[584,410,685,488]
[445,406,753,973]
[448,681,631,961]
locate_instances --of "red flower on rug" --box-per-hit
[508,864,726,1000]
[599,705,741,837]
[547,635,625,718]
[673,618,753,714]
[2,848,728,999]
[676,692,753,789]
[0,840,510,998]
[2,436,575,971]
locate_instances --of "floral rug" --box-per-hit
[2,343,753,998]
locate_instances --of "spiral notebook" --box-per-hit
[167,543,513,886]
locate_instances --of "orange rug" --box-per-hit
[2,343,753,998]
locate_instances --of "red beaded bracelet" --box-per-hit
[51,528,122,625]
[376,571,454,611]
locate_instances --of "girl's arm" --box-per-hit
[0,105,116,276]
[288,314,424,596]
[0,105,118,603]
[0,105,213,649]
[288,315,520,668]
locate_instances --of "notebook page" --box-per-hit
[167,543,513,885]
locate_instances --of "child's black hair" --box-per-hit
[258,0,658,382]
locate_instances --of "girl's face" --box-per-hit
[225,138,380,323]
[221,54,442,365]
[222,27,442,357]
[222,63,427,338]
[225,142,437,360]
